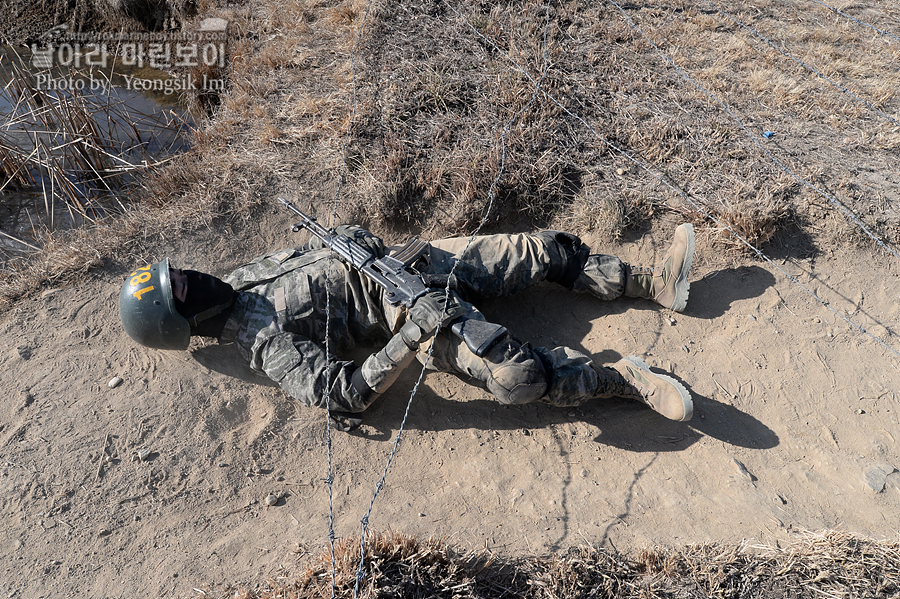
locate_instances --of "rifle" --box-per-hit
[278,197,506,357]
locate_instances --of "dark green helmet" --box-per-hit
[118,258,191,350]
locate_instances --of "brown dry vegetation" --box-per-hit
[3,0,900,311]
[210,529,899,598]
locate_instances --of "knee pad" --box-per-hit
[484,342,548,405]
[535,231,590,289]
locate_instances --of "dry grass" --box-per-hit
[2,3,900,593]
[3,0,900,307]
[201,529,900,598]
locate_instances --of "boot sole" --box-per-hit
[624,356,693,421]
[671,223,695,312]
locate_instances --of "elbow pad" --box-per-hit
[359,332,419,394]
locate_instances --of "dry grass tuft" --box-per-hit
[204,529,900,599]
[709,178,799,253]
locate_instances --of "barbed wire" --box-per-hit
[322,290,337,599]
[807,0,900,44]
[350,2,555,596]
[607,0,900,264]
[317,3,899,592]
[697,0,900,128]
[442,0,899,359]
[322,0,377,597]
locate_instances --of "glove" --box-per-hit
[400,289,466,347]
[330,410,363,433]
[305,225,386,258]
[336,225,386,258]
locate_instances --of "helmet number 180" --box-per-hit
[130,266,155,300]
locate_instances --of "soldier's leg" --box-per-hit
[425,232,623,299]
[425,224,695,311]
[420,306,604,408]
[578,223,696,311]
[424,311,692,420]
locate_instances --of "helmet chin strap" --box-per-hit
[174,270,236,335]
[186,298,234,328]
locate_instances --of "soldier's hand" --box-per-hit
[335,225,386,258]
[400,289,466,346]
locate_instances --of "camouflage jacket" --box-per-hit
[219,246,393,411]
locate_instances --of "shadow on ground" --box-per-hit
[683,265,777,319]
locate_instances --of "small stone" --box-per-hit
[137,448,151,462]
[864,464,898,493]
[264,494,279,506]
[108,377,123,389]
[22,392,35,408]
[16,346,32,360]
[217,462,228,467]
[856,409,865,415]
[733,459,755,481]
[616,168,625,176]
[886,472,900,491]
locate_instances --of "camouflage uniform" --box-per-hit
[219,230,626,413]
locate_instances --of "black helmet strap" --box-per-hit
[187,297,234,328]
[173,270,236,338]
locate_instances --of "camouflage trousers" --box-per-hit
[386,232,626,408]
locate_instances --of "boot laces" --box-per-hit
[600,368,642,400]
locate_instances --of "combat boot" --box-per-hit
[625,223,695,312]
[595,357,693,421]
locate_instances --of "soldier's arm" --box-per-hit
[254,330,416,432]
[256,332,371,413]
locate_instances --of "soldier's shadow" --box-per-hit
[358,264,779,448]
[360,374,778,452]
[681,265,776,319]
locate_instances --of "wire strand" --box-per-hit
[807,0,900,44]
[323,0,377,597]
[351,3,556,595]
[606,0,900,263]
[446,0,899,359]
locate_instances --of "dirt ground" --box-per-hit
[2,208,899,598]
[3,0,900,597]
